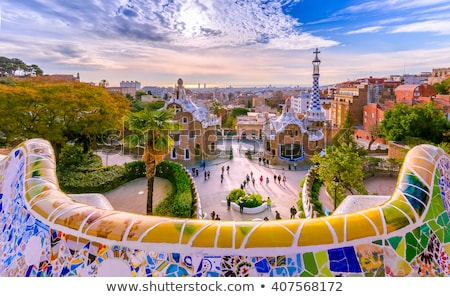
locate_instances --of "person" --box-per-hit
[263,217,269,221]
[239,198,245,214]
[221,173,224,183]
[211,210,216,220]
[215,214,221,220]
[204,171,207,181]
[252,177,255,186]
[227,196,231,210]
[290,206,297,219]
[221,166,225,174]
[195,169,199,177]
[259,175,263,184]
[266,197,272,211]
[282,175,287,186]
[250,171,253,178]
[273,174,277,183]
[207,170,211,179]
[275,211,281,220]
[266,177,269,185]
[277,175,282,184]
[226,165,230,174]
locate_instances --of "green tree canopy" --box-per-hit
[0,78,129,157]
[433,78,450,95]
[311,143,368,210]
[124,108,177,214]
[380,102,450,144]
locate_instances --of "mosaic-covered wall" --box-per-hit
[0,138,449,276]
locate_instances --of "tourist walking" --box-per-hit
[259,175,263,184]
[266,177,270,185]
[227,196,231,210]
[226,165,230,174]
[277,175,281,184]
[282,175,287,186]
[266,197,272,211]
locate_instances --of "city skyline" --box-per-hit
[1,0,450,87]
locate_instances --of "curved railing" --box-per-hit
[0,138,449,276]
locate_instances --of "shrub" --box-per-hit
[154,161,194,218]
[242,193,263,208]
[228,188,246,202]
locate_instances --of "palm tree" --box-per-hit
[124,108,177,214]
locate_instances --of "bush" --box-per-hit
[228,188,246,202]
[227,189,262,208]
[154,161,194,218]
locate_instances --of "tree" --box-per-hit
[98,79,109,88]
[433,78,450,95]
[311,143,368,209]
[0,79,129,160]
[125,109,177,214]
[380,102,450,144]
[367,123,382,151]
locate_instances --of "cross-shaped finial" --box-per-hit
[313,48,320,57]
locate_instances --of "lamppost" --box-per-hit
[332,176,340,211]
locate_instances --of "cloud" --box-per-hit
[391,20,450,35]
[346,26,383,35]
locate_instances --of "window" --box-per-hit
[189,130,195,138]
[210,142,215,152]
[184,149,190,160]
[171,148,177,159]
[371,113,374,118]
[182,117,188,124]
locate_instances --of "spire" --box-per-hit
[307,48,326,122]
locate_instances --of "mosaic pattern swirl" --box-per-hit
[0,139,449,276]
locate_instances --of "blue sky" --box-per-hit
[1,0,450,87]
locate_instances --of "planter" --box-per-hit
[230,202,268,214]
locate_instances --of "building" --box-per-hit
[395,84,436,105]
[331,83,368,127]
[163,78,219,162]
[428,67,450,85]
[262,49,325,164]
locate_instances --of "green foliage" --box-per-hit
[0,79,130,155]
[228,188,246,202]
[153,161,194,218]
[123,161,146,180]
[311,142,368,208]
[57,157,145,194]
[231,107,250,117]
[242,193,263,208]
[58,145,84,168]
[433,78,450,95]
[0,56,43,77]
[227,188,262,208]
[57,165,126,193]
[380,102,450,144]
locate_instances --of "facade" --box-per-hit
[428,67,450,85]
[395,84,436,105]
[262,49,325,164]
[163,78,219,162]
[331,83,368,127]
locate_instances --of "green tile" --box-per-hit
[302,252,318,275]
[387,236,402,250]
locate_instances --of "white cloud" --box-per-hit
[346,26,383,35]
[391,20,450,35]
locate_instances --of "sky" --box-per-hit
[1,0,450,88]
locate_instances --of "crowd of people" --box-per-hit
[192,160,298,222]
